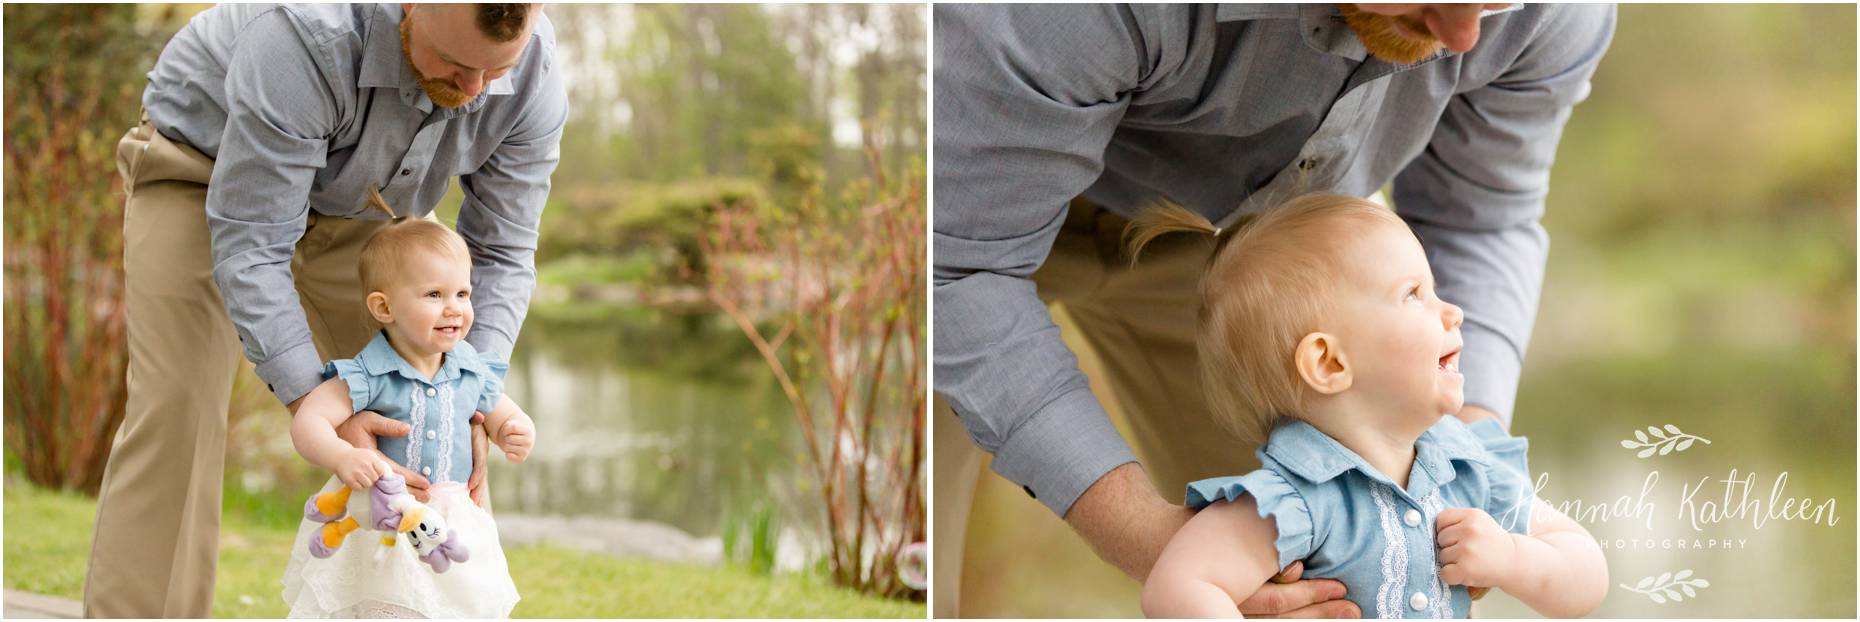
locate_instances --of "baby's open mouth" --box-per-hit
[435,325,462,337]
[1438,349,1461,373]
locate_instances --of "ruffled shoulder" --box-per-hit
[1185,469,1315,572]
[450,342,509,414]
[1467,418,1534,535]
[323,358,378,413]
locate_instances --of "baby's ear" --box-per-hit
[1294,332,1352,394]
[365,291,393,324]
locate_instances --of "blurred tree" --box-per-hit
[545,5,925,255]
[2,4,164,493]
[704,144,925,599]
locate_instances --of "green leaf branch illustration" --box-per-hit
[1619,424,1712,458]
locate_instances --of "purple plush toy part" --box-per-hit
[370,473,408,530]
[415,530,471,573]
[302,471,470,572]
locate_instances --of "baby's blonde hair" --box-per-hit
[1125,193,1406,444]
[357,186,471,294]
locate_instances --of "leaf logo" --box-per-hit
[1620,569,1709,604]
[1618,424,1711,458]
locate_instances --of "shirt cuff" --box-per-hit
[1460,323,1525,426]
[466,327,515,369]
[987,385,1139,517]
[254,340,326,406]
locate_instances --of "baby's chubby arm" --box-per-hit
[480,393,536,463]
[289,378,390,490]
[1141,494,1286,618]
[1436,499,1608,617]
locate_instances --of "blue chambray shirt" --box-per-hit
[1185,417,1534,619]
[142,4,566,406]
[326,331,508,484]
[934,3,1614,515]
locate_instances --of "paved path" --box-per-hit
[4,590,80,619]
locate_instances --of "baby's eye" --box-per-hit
[456,290,470,299]
[426,291,441,298]
[1405,287,1421,301]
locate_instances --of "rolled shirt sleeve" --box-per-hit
[934,5,1168,516]
[1392,4,1616,424]
[206,10,338,406]
[457,42,567,362]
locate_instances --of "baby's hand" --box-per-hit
[334,448,390,491]
[493,413,536,463]
[1435,507,1518,589]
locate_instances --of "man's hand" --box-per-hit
[1436,507,1519,589]
[1246,561,1360,618]
[1065,463,1358,618]
[334,411,433,501]
[469,412,491,508]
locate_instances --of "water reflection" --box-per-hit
[488,307,811,542]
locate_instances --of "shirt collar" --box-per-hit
[1264,416,1489,499]
[352,330,488,385]
[358,4,517,116]
[1214,3,1526,64]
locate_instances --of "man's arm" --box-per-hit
[207,10,340,407]
[454,25,567,362]
[936,8,1355,616]
[934,1,1146,521]
[1393,4,1616,425]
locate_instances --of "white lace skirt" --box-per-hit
[281,479,519,618]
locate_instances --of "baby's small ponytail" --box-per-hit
[364,185,406,222]
[1123,200,1225,266]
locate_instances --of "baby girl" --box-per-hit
[1132,194,1606,618]
[280,188,537,618]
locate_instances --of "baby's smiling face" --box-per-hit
[1325,219,1466,425]
[376,248,474,360]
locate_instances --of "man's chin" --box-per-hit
[1364,41,1445,66]
[421,84,475,109]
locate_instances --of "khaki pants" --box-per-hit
[83,118,385,618]
[933,202,1264,616]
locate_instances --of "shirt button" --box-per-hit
[426,387,437,397]
[1404,509,1422,527]
[421,466,432,476]
[426,430,437,440]
[1410,592,1428,611]
[1297,157,1316,171]
[400,168,413,177]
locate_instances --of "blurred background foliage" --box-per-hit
[2,4,164,494]
[4,2,926,613]
[953,4,1856,618]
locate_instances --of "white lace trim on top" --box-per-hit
[1370,483,1408,619]
[405,386,427,474]
[1420,491,1453,618]
[436,383,457,481]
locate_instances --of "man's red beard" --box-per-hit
[400,17,475,109]
[1337,4,1446,66]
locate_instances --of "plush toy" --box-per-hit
[302,470,471,573]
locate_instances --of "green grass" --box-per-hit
[3,479,923,618]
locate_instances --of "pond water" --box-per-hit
[485,306,819,553]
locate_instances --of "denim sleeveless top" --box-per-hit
[325,331,507,484]
[1186,417,1533,619]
